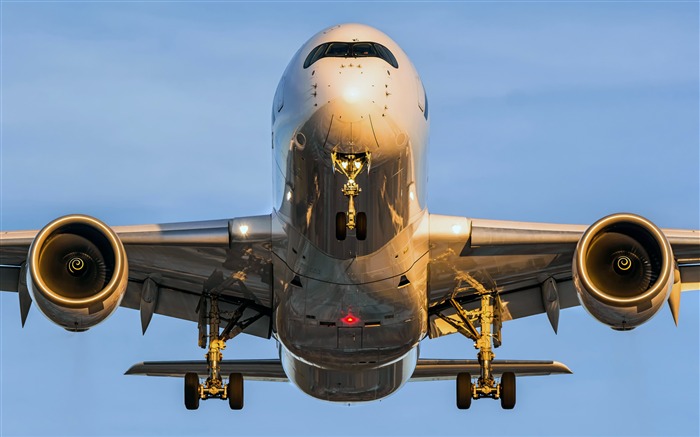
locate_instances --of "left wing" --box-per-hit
[0,215,276,337]
[426,213,700,337]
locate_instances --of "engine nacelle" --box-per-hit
[27,215,128,331]
[573,213,673,330]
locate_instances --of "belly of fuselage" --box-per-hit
[277,267,426,369]
[272,215,429,402]
[280,340,420,403]
[274,249,428,402]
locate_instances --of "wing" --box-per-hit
[426,214,700,337]
[0,215,276,337]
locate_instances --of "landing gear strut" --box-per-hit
[184,292,261,410]
[438,293,517,410]
[332,151,370,241]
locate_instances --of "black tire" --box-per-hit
[456,372,472,410]
[356,212,367,241]
[336,212,347,241]
[184,372,200,410]
[500,372,516,410]
[228,373,244,410]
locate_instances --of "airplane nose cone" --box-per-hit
[316,63,389,122]
[294,61,409,162]
[341,85,362,104]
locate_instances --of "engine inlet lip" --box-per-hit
[28,214,127,309]
[574,213,673,308]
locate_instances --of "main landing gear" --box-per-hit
[437,293,517,410]
[184,292,261,410]
[332,151,370,241]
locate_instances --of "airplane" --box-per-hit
[1,22,698,411]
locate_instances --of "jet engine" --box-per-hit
[573,213,674,330]
[26,215,128,331]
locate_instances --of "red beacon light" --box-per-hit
[341,314,360,325]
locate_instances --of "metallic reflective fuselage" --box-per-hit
[270,24,430,402]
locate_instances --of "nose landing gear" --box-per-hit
[332,151,370,241]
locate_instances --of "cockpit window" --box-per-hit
[303,42,399,69]
[304,44,327,68]
[374,44,398,69]
[351,43,376,57]
[326,42,350,57]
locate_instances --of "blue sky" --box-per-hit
[1,2,698,436]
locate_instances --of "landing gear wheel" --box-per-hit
[356,212,367,240]
[456,373,472,410]
[227,373,244,410]
[184,372,200,410]
[500,372,516,409]
[336,212,347,241]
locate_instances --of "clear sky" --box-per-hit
[1,2,698,436]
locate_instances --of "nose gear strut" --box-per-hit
[331,151,371,240]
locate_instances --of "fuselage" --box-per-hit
[270,24,431,402]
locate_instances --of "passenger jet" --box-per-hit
[1,23,699,410]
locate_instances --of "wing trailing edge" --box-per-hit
[126,359,288,382]
[411,359,572,381]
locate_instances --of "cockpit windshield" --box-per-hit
[326,42,350,57]
[303,41,399,69]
